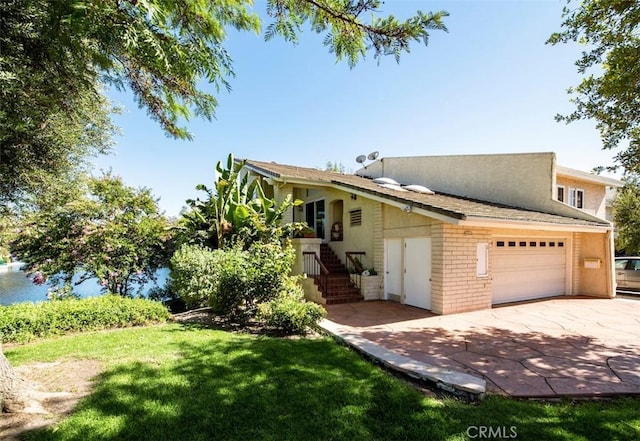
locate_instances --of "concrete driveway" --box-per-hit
[323,297,640,398]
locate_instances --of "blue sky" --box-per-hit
[96,0,620,217]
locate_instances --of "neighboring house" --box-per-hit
[243,152,618,315]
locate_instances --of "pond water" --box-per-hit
[0,264,169,306]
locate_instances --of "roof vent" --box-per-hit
[403,184,435,195]
[372,177,400,185]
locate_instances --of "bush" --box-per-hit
[213,242,295,318]
[0,296,170,343]
[170,244,223,309]
[171,242,296,318]
[210,248,249,317]
[257,279,326,334]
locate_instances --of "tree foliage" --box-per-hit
[548,0,640,174]
[265,0,448,66]
[177,154,303,249]
[0,1,120,208]
[613,177,640,255]
[1,0,447,143]
[10,174,172,296]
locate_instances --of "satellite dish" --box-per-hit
[367,151,379,161]
[355,155,367,164]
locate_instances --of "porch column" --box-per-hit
[291,238,322,275]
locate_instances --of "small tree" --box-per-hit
[11,174,172,296]
[613,177,640,255]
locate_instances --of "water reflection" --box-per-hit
[0,264,169,306]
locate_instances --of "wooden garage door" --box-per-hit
[492,238,567,304]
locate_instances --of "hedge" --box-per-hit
[0,296,170,343]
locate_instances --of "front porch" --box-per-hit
[292,239,381,305]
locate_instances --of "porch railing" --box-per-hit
[345,251,366,289]
[303,251,328,295]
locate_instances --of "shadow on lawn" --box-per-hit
[22,326,640,441]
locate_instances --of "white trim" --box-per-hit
[556,185,565,203]
[459,217,611,233]
[568,187,585,209]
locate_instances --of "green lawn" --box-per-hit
[6,324,639,441]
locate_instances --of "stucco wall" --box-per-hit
[360,153,555,212]
[291,186,378,270]
[383,205,432,237]
[556,177,607,218]
[359,153,605,222]
[575,232,613,297]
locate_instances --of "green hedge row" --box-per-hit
[0,296,170,343]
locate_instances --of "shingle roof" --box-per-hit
[243,160,610,228]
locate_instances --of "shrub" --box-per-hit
[0,296,170,343]
[171,242,297,318]
[257,278,326,334]
[210,248,249,317]
[211,242,296,318]
[170,244,223,309]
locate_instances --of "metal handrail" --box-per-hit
[303,251,329,294]
[345,251,366,289]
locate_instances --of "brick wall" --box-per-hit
[572,232,582,294]
[275,184,294,224]
[431,223,492,314]
[373,202,384,280]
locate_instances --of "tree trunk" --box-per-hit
[1,342,30,413]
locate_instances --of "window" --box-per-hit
[496,241,505,247]
[615,259,629,270]
[305,200,325,238]
[568,188,584,209]
[477,243,489,277]
[349,209,362,227]
[557,185,565,202]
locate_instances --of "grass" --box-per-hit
[5,324,640,441]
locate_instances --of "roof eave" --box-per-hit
[459,216,612,233]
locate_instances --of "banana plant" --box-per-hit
[177,153,303,249]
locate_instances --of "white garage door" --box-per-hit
[492,238,567,304]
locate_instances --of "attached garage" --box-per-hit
[492,238,568,304]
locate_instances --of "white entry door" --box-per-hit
[385,239,402,299]
[404,238,432,310]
